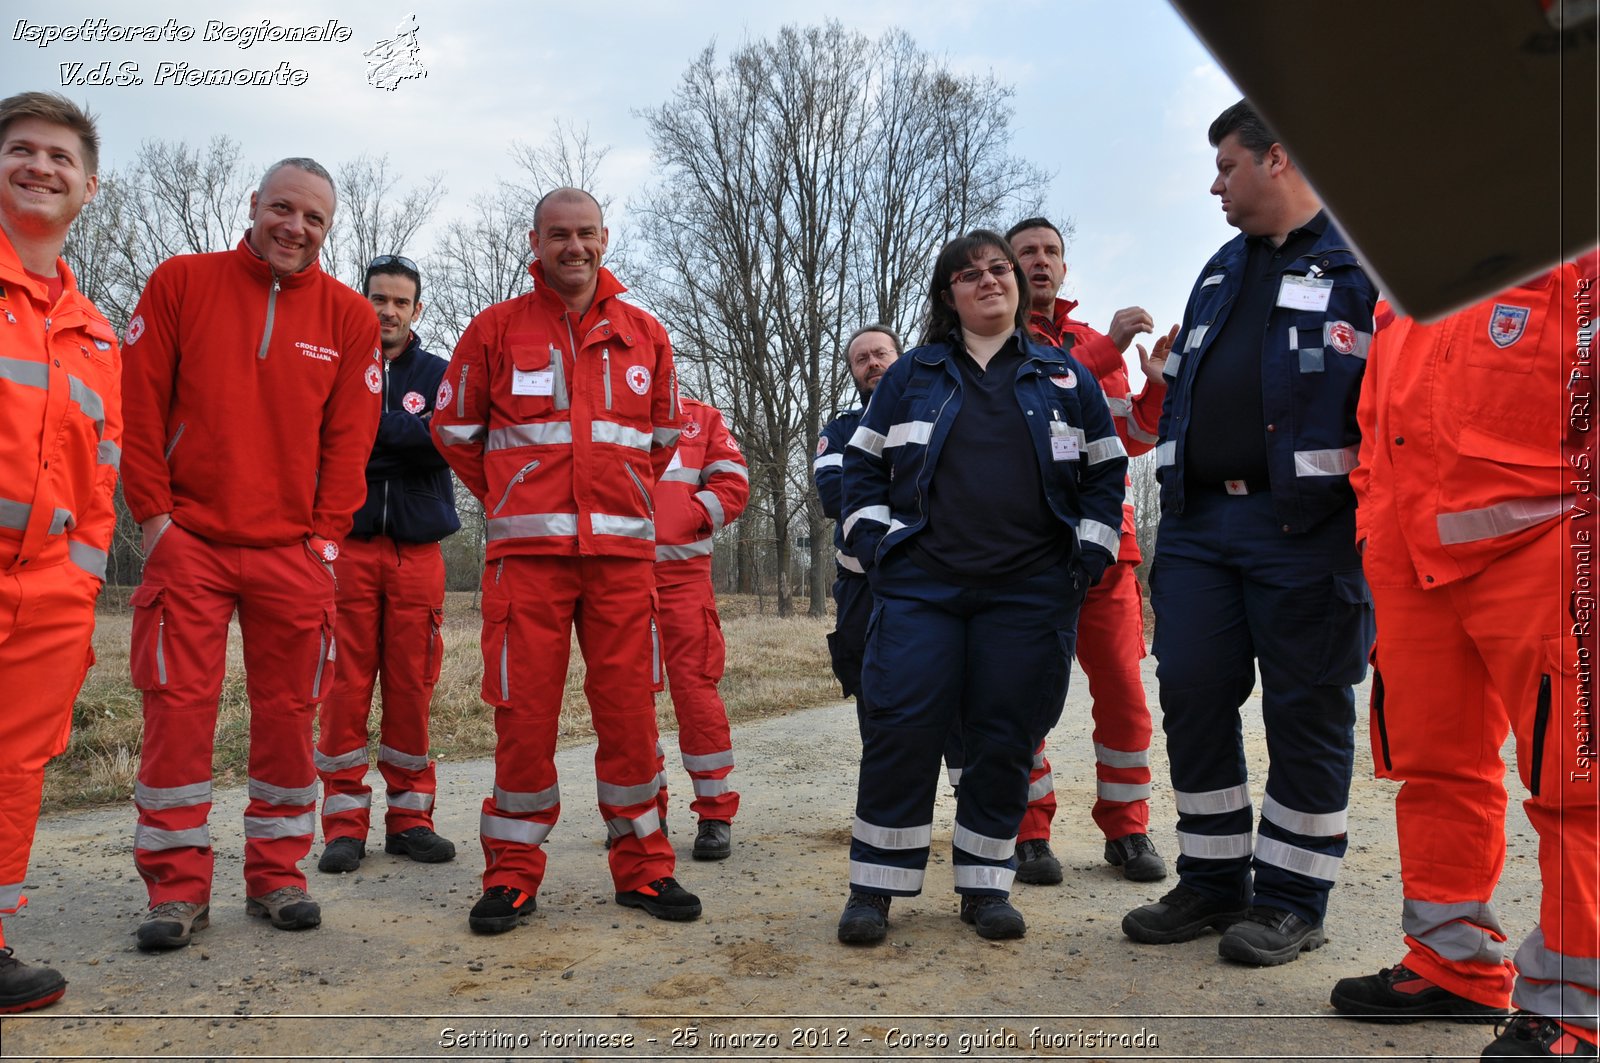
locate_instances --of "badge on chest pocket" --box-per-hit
[1049,418,1080,462]
[1277,274,1333,312]
[512,368,554,396]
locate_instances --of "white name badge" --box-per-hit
[512,369,554,396]
[1050,433,1080,462]
[1277,274,1333,312]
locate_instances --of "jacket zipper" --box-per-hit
[650,617,661,686]
[602,346,614,410]
[1529,673,1552,796]
[381,360,391,534]
[155,614,168,686]
[164,422,187,460]
[456,364,469,417]
[548,344,570,411]
[624,463,653,515]
[492,460,541,515]
[312,628,328,698]
[257,277,280,360]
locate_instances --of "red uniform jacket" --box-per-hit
[654,397,749,586]
[120,239,381,545]
[431,261,680,562]
[0,227,122,581]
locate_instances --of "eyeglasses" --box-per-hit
[950,263,1014,286]
[369,254,419,272]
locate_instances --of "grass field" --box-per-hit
[47,591,838,813]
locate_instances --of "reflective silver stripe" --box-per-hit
[953,865,1016,892]
[69,540,107,580]
[1026,775,1055,802]
[322,793,370,815]
[1163,352,1182,378]
[97,439,121,467]
[885,420,934,449]
[591,513,654,540]
[849,860,924,893]
[387,791,435,811]
[243,812,315,839]
[494,783,560,814]
[696,490,726,531]
[1402,899,1508,966]
[1154,440,1176,467]
[1174,783,1251,816]
[480,812,553,846]
[0,496,30,531]
[1127,421,1161,445]
[1085,435,1127,465]
[1030,750,1047,770]
[1095,743,1149,769]
[660,466,702,483]
[691,777,731,798]
[49,506,72,534]
[1105,396,1132,418]
[379,744,430,772]
[1262,794,1347,837]
[486,512,578,540]
[703,459,747,480]
[606,807,663,840]
[134,825,211,850]
[947,765,963,786]
[0,881,23,912]
[597,778,660,808]
[436,423,486,447]
[314,747,369,773]
[68,374,105,429]
[887,517,909,536]
[487,422,572,450]
[1293,445,1359,477]
[1078,518,1120,557]
[134,780,213,810]
[952,823,1015,861]
[653,425,680,449]
[843,505,890,538]
[592,421,652,450]
[1326,322,1372,360]
[1185,325,1208,352]
[1254,835,1341,882]
[0,356,49,388]
[247,779,319,806]
[835,549,864,574]
[853,816,932,850]
[1176,830,1253,859]
[1513,928,1600,1021]
[1201,273,1224,288]
[813,453,843,472]
[1098,781,1152,803]
[657,540,713,562]
[848,425,887,457]
[682,749,734,772]
[1437,496,1568,546]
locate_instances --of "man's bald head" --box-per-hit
[533,187,603,233]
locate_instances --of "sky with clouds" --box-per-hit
[5,0,1245,367]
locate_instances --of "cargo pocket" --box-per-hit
[1316,569,1375,686]
[480,595,512,707]
[1525,634,1569,798]
[309,607,336,703]
[1368,646,1394,775]
[700,605,726,682]
[650,615,664,693]
[128,585,170,691]
[425,606,445,686]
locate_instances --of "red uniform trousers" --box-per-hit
[654,575,738,823]
[316,537,444,841]
[1372,521,1597,1030]
[130,524,336,903]
[478,555,672,894]
[0,565,99,946]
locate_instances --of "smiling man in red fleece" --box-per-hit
[119,157,381,952]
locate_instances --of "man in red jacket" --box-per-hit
[652,396,749,860]
[0,91,118,1014]
[987,217,1173,885]
[120,157,381,952]
[432,187,698,932]
[1330,259,1598,1058]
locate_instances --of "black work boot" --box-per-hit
[317,837,365,874]
[615,877,702,921]
[0,948,66,1013]
[1122,883,1247,944]
[1217,905,1325,965]
[837,891,890,945]
[1330,963,1508,1024]
[691,820,732,861]
[469,885,537,934]
[1480,1012,1597,1057]
[959,895,1026,940]
[1104,833,1168,882]
[385,826,456,863]
[1014,839,1063,885]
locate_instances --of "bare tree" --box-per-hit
[322,153,445,288]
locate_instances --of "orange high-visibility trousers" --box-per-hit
[653,575,738,824]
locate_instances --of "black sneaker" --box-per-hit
[135,900,210,952]
[385,826,456,864]
[1218,905,1325,966]
[468,885,537,934]
[837,891,891,945]
[1331,963,1508,1024]
[959,895,1027,940]
[245,887,321,931]
[317,837,365,874]
[1014,839,1063,885]
[1104,833,1168,882]
[1482,1012,1597,1058]
[616,877,702,921]
[0,948,66,1014]
[692,819,732,861]
[1122,883,1247,944]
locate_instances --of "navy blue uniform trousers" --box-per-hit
[1150,489,1372,923]
[849,552,1084,897]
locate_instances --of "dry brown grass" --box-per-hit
[46,591,838,813]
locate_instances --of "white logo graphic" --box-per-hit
[625,365,651,396]
[435,379,453,411]
[364,364,383,394]
[126,315,145,345]
[1049,370,1077,389]
[402,391,426,414]
[365,14,426,91]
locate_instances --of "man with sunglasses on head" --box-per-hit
[314,254,459,875]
